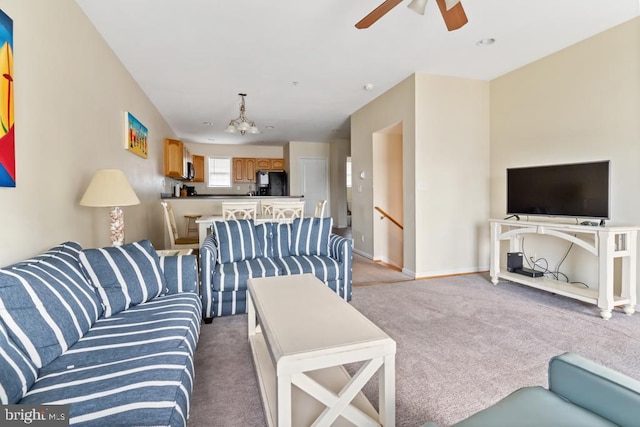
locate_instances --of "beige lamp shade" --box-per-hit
[80,169,140,207]
[80,169,140,246]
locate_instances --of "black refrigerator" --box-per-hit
[257,171,288,196]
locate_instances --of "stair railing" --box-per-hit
[374,206,403,230]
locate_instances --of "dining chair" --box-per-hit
[161,202,200,250]
[271,201,305,223]
[222,201,258,220]
[260,200,274,217]
[314,200,327,217]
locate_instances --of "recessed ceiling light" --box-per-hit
[265,125,275,130]
[207,138,215,141]
[476,38,496,47]
[331,129,340,133]
[202,121,214,125]
[363,83,374,91]
[292,81,299,86]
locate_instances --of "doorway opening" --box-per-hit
[372,122,403,270]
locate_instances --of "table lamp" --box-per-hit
[80,169,140,246]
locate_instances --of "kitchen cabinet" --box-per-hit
[233,157,256,183]
[164,138,195,180]
[164,138,188,179]
[234,157,285,182]
[270,158,285,170]
[192,155,205,183]
[256,158,285,170]
[256,158,271,170]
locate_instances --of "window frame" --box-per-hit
[207,156,232,188]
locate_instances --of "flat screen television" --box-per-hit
[507,161,610,219]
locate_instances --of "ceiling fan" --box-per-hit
[355,0,468,31]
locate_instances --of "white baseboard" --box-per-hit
[402,268,416,278]
[411,266,489,279]
[374,256,403,271]
[353,248,373,260]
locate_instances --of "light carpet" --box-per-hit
[188,273,640,427]
[352,253,412,286]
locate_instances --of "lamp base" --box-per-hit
[110,206,124,246]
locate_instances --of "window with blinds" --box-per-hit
[207,156,231,187]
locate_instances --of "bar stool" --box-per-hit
[184,214,202,238]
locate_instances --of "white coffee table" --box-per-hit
[247,274,396,427]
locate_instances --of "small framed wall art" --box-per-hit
[0,9,14,187]
[124,111,148,158]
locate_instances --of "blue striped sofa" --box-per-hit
[0,240,200,426]
[200,217,352,320]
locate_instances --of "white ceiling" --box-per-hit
[76,0,639,146]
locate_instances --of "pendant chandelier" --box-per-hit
[224,93,260,135]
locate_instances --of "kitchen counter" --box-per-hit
[161,194,303,200]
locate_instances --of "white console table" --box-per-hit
[489,219,639,319]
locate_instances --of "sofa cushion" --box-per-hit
[0,322,38,404]
[254,222,273,258]
[290,217,333,256]
[272,222,292,258]
[39,292,201,376]
[213,219,263,263]
[276,255,342,282]
[0,242,103,368]
[211,257,280,292]
[21,349,195,427]
[79,240,167,318]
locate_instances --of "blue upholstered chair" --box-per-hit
[199,218,352,321]
[425,352,640,427]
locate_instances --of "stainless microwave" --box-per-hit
[185,162,195,180]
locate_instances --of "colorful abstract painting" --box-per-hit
[0,10,14,187]
[125,111,148,158]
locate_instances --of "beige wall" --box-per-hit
[351,76,416,265]
[351,74,490,277]
[329,139,350,227]
[490,17,640,294]
[414,74,491,277]
[0,0,176,265]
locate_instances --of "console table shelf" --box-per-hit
[490,219,639,319]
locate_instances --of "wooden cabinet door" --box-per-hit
[192,155,205,182]
[246,158,256,182]
[164,138,185,178]
[233,158,247,182]
[256,158,285,170]
[256,158,271,170]
[270,158,285,170]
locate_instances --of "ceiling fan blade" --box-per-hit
[355,0,404,29]
[435,0,468,31]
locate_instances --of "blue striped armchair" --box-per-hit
[200,218,352,321]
